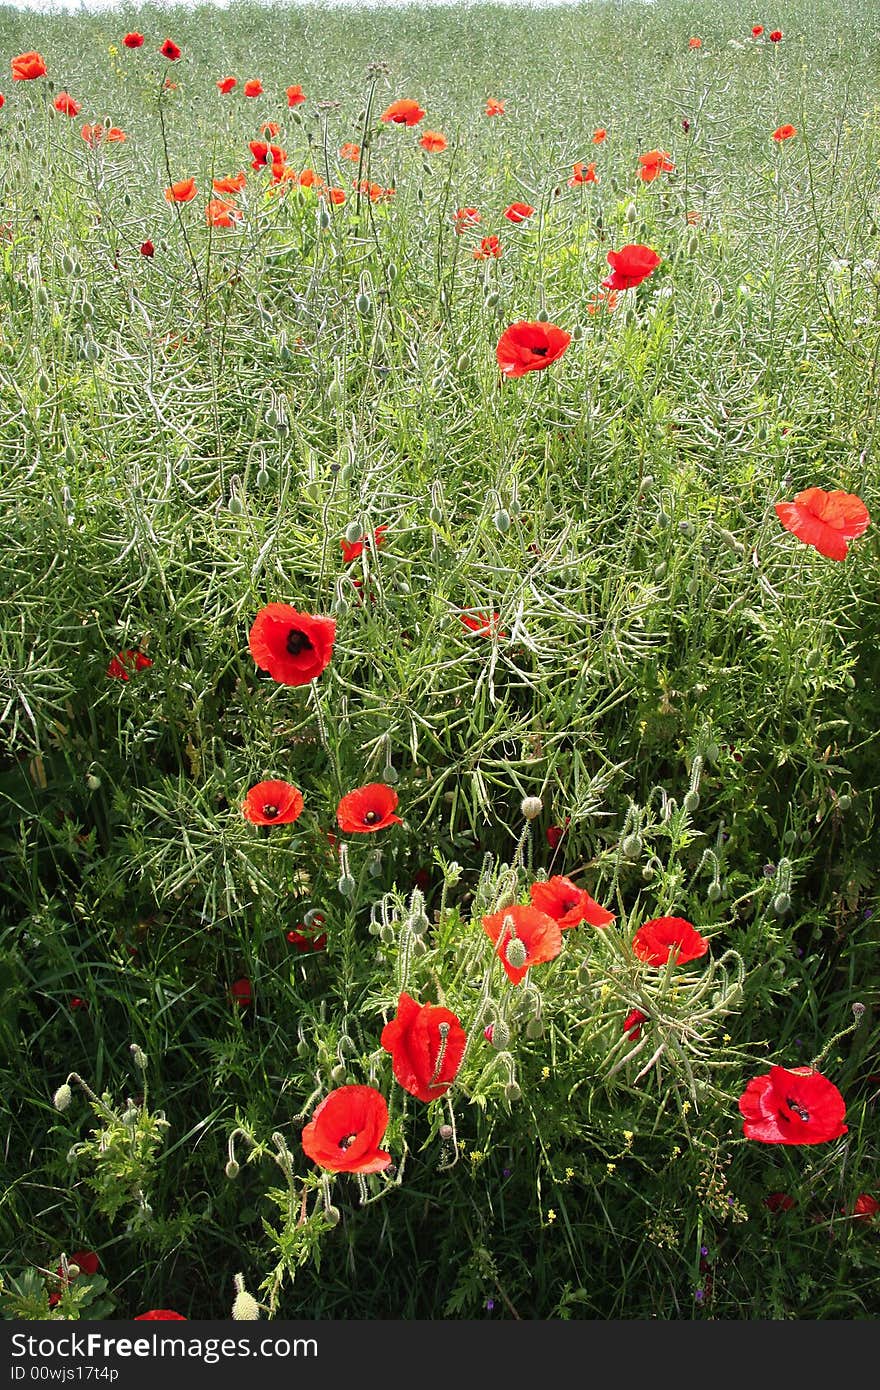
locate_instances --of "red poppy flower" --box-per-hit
[135,1311,186,1320]
[454,207,480,232]
[48,1250,100,1307]
[107,649,152,681]
[638,149,675,182]
[420,130,448,153]
[482,903,563,986]
[286,922,327,952]
[459,611,508,638]
[340,524,388,564]
[286,84,306,107]
[0,95,5,110]
[632,916,709,966]
[569,161,598,186]
[249,140,286,169]
[769,30,782,42]
[752,26,764,37]
[301,1084,392,1174]
[592,128,607,143]
[229,978,253,1008]
[529,875,615,930]
[336,783,402,834]
[381,992,467,1103]
[381,99,425,126]
[217,76,237,94]
[774,488,870,561]
[689,37,702,49]
[340,141,361,161]
[205,198,242,229]
[485,99,505,116]
[164,178,197,203]
[739,1066,847,1145]
[243,79,263,98]
[213,172,246,195]
[248,603,336,686]
[160,39,181,62]
[140,241,154,258]
[545,819,570,850]
[53,92,80,117]
[123,33,144,48]
[764,1191,797,1212]
[851,1193,879,1220]
[473,235,501,260]
[603,243,661,290]
[11,52,47,81]
[496,321,571,378]
[69,996,88,1011]
[320,187,346,206]
[623,1009,647,1041]
[772,124,797,141]
[242,780,304,826]
[504,202,535,223]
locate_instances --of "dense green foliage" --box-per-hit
[1,0,878,1320]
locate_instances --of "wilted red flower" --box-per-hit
[339,141,360,161]
[248,603,336,686]
[123,33,144,49]
[287,920,327,952]
[249,140,286,169]
[229,978,253,1008]
[243,79,263,98]
[260,122,280,138]
[689,37,702,49]
[164,178,197,203]
[381,992,467,1103]
[53,92,80,117]
[603,242,661,290]
[140,240,154,257]
[496,320,571,377]
[638,149,675,182]
[739,1066,847,1145]
[586,287,619,315]
[482,903,563,986]
[632,916,709,966]
[769,30,783,42]
[764,1191,797,1212]
[107,649,152,681]
[772,123,797,141]
[752,25,764,37]
[205,198,242,229]
[11,52,47,81]
[504,202,535,223]
[48,1250,100,1307]
[623,1009,647,1041]
[217,76,237,93]
[851,1193,880,1220]
[213,172,246,195]
[286,84,306,107]
[569,161,598,186]
[242,780,304,826]
[340,524,388,564]
[473,235,501,260]
[160,39,181,62]
[82,123,126,145]
[337,783,402,834]
[301,1084,392,1173]
[529,875,615,930]
[485,99,505,116]
[135,1311,186,1320]
[774,488,870,561]
[321,187,346,205]
[592,128,607,143]
[459,611,508,638]
[454,207,480,232]
[420,130,447,153]
[381,99,425,126]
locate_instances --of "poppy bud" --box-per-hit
[773,892,791,916]
[37,370,51,392]
[485,291,499,307]
[86,340,100,361]
[621,833,643,859]
[64,443,77,466]
[711,299,724,320]
[505,1081,522,1102]
[642,865,655,881]
[380,924,396,944]
[625,201,638,223]
[225,1159,240,1179]
[330,1064,347,1085]
[521,795,543,820]
[387,262,398,282]
[122,1104,138,1128]
[324,1204,341,1225]
[264,408,280,428]
[683,791,700,813]
[256,467,270,488]
[355,292,372,315]
[338,873,356,898]
[232,1277,260,1321]
[491,1020,511,1050]
[536,308,549,323]
[130,1044,148,1069]
[852,1001,865,1020]
[505,938,528,970]
[53,1084,72,1111]
[707,881,722,902]
[494,509,511,533]
[296,1038,310,1057]
[678,520,695,536]
[368,850,383,878]
[344,520,362,543]
[318,210,331,229]
[525,1019,544,1040]
[36,286,49,307]
[837,794,852,811]
[439,1123,454,1140]
[653,561,667,580]
[228,493,243,516]
[332,597,350,618]
[686,235,699,256]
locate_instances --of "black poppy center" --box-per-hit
[262,804,279,819]
[784,1096,810,1123]
[562,899,578,913]
[530,346,549,357]
[338,1131,358,1151]
[364,809,380,825]
[286,627,314,657]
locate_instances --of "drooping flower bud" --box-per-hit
[505,938,528,971]
[53,1084,72,1111]
[232,1275,260,1321]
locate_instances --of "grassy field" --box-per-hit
[1,0,879,1320]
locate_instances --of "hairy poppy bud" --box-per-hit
[324,1205,341,1225]
[255,467,270,489]
[36,286,49,307]
[232,1277,260,1321]
[536,308,549,323]
[852,1001,865,1020]
[505,938,528,971]
[318,210,331,230]
[228,493,243,515]
[53,1084,72,1111]
[61,253,75,275]
[711,299,724,320]
[37,369,51,391]
[338,873,356,898]
[653,561,667,581]
[773,892,791,916]
[621,833,643,859]
[707,881,722,902]
[493,509,511,533]
[356,292,372,315]
[130,1044,148,1069]
[86,773,101,790]
[330,1064,347,1084]
[641,865,655,881]
[520,796,542,821]
[625,201,638,223]
[683,791,700,813]
[505,1081,522,1102]
[525,1019,544,1040]
[225,1159,240,1179]
[837,794,852,811]
[439,1123,454,1140]
[491,1020,511,1050]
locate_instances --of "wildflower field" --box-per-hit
[1,0,879,1322]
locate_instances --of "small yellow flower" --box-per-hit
[606,1162,616,1173]
[722,1033,731,1043]
[671,1145,681,1158]
[108,45,118,56]
[622,1130,634,1143]
[547,1209,556,1223]
[565,1167,575,1179]
[682,1101,692,1115]
[541,1066,550,1080]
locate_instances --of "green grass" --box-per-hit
[1,0,879,1320]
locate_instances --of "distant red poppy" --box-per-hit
[689,37,702,49]
[632,916,708,966]
[603,243,661,290]
[48,1250,100,1307]
[419,130,447,153]
[301,1084,392,1173]
[482,903,563,986]
[545,819,570,850]
[496,320,571,377]
[261,122,280,138]
[592,128,607,143]
[123,33,144,49]
[160,39,181,62]
[569,161,598,186]
[0,95,4,110]
[459,611,508,638]
[286,85,306,107]
[473,235,501,260]
[11,52,46,81]
[739,1066,847,1145]
[213,172,246,195]
[485,99,505,116]
[82,124,126,145]
[769,30,782,42]
[164,178,197,203]
[529,875,615,930]
[69,996,88,1011]
[586,287,619,315]
[229,978,253,1008]
[381,992,467,1103]
[381,99,425,126]
[851,1193,879,1220]
[623,1009,647,1041]
[135,1311,186,1320]
[217,76,237,93]
[243,79,263,98]
[205,198,242,229]
[339,141,360,161]
[454,207,480,232]
[775,488,870,561]
[752,25,764,37]
[504,202,535,223]
[638,149,675,182]
[772,124,797,141]
[107,649,152,681]
[287,922,327,953]
[321,187,346,205]
[248,603,336,685]
[53,92,80,117]
[340,524,388,564]
[242,780,304,826]
[764,1191,797,1212]
[140,240,154,257]
[337,783,402,834]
